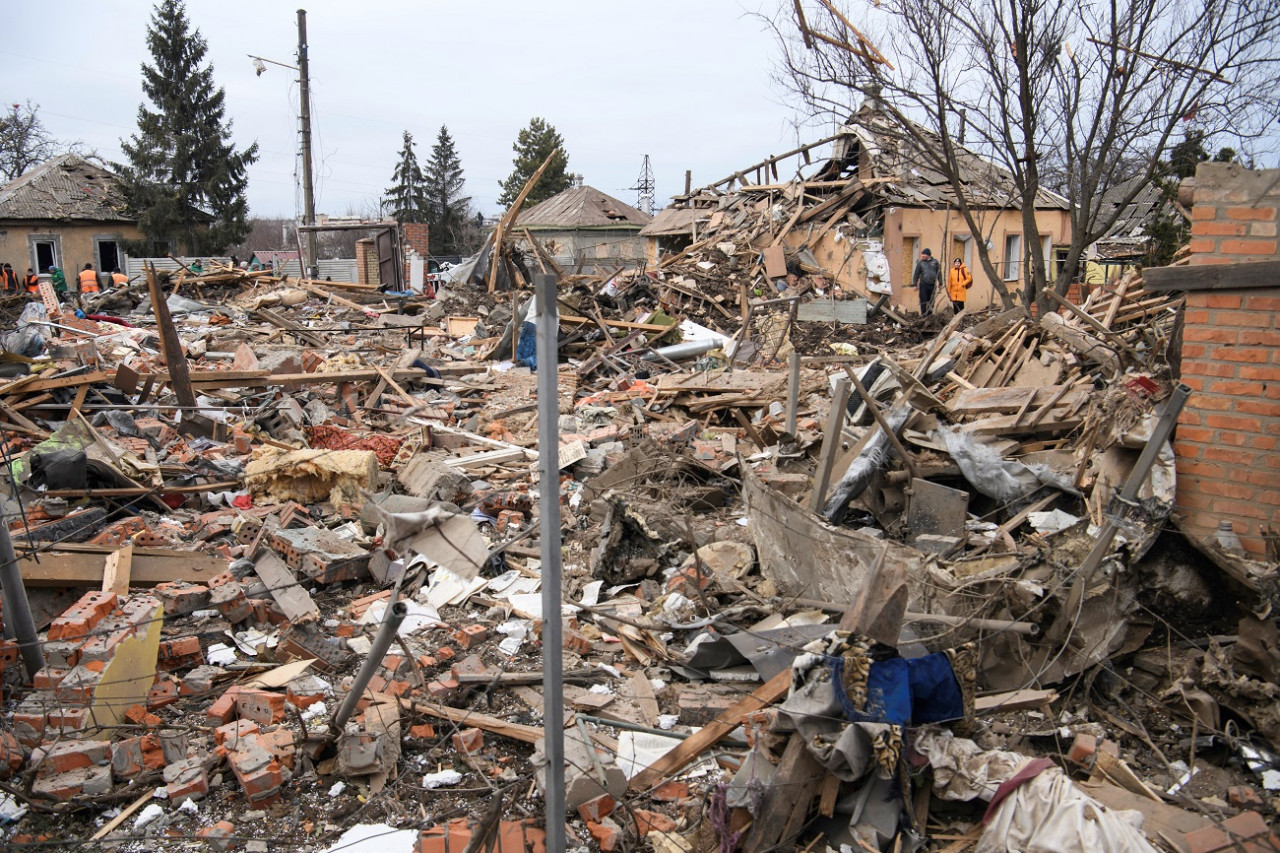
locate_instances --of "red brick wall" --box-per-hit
[1186,163,1280,266]
[1174,288,1280,557]
[1172,162,1280,558]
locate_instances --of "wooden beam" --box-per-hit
[401,698,546,744]
[145,264,197,409]
[17,546,226,587]
[1143,259,1280,292]
[628,669,792,792]
[488,150,558,292]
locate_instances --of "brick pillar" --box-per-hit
[402,222,430,258]
[355,238,379,286]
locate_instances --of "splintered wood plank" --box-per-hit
[628,670,660,727]
[628,669,792,793]
[742,733,825,853]
[253,550,320,624]
[18,546,225,587]
[100,544,133,596]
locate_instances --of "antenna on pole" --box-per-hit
[631,154,655,215]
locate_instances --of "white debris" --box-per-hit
[422,769,464,789]
[321,823,418,853]
[328,781,346,798]
[1263,769,1280,791]
[589,684,614,695]
[134,803,165,829]
[657,714,679,730]
[178,798,199,815]
[206,642,237,666]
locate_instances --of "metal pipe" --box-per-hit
[331,599,406,732]
[535,272,567,852]
[903,611,1040,637]
[640,338,722,362]
[0,521,43,678]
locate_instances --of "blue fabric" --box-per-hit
[907,653,965,724]
[864,657,912,726]
[516,321,537,369]
[830,651,964,726]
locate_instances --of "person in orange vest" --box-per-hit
[0,263,18,294]
[111,268,129,288]
[78,263,100,295]
[23,268,39,295]
[947,257,973,313]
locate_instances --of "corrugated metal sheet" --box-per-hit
[0,155,134,222]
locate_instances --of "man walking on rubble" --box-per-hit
[911,248,941,317]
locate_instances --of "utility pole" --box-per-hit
[297,9,318,279]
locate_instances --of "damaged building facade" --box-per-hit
[0,151,1277,853]
[643,104,1072,314]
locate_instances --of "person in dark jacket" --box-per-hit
[911,248,941,317]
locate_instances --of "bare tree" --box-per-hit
[773,0,1280,310]
[0,101,60,182]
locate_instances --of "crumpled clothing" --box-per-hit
[979,764,1158,853]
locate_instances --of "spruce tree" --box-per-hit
[424,125,469,255]
[117,0,258,255]
[385,130,428,224]
[497,117,576,208]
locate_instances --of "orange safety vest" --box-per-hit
[0,269,16,292]
[23,274,39,293]
[79,269,100,293]
[112,273,128,287]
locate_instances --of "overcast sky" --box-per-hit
[3,0,823,221]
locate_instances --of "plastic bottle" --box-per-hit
[1211,520,1246,556]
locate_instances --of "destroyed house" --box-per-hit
[1084,175,1188,285]
[0,154,145,281]
[513,185,652,273]
[646,104,1072,314]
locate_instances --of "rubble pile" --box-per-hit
[0,240,1276,853]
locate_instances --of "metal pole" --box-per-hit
[0,521,43,679]
[331,600,406,732]
[535,271,566,852]
[296,9,318,279]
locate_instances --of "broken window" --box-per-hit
[1004,233,1021,281]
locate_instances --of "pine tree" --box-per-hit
[117,0,258,255]
[497,117,576,208]
[424,125,469,255]
[385,130,428,224]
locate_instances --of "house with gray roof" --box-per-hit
[513,185,652,272]
[0,154,144,284]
